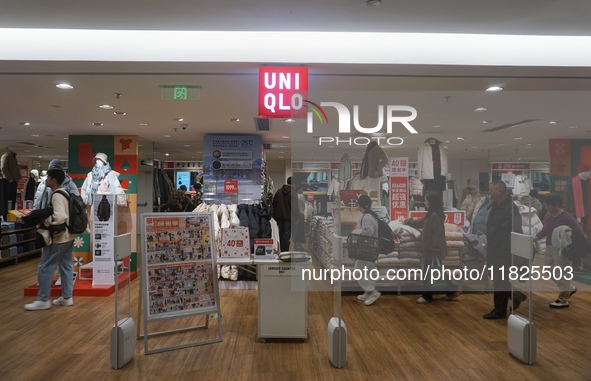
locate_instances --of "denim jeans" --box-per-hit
[277,219,292,252]
[37,240,74,302]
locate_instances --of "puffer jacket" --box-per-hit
[237,204,249,227]
[518,204,546,254]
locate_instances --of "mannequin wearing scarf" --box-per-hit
[80,153,126,207]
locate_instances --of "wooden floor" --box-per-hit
[1,256,590,381]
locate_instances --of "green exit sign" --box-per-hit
[160,85,201,100]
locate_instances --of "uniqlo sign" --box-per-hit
[258,66,308,118]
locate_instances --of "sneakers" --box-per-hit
[53,296,74,306]
[364,291,381,306]
[569,286,578,298]
[549,298,569,308]
[442,292,459,301]
[416,296,431,304]
[24,300,51,311]
[357,291,372,301]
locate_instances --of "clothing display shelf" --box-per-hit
[0,224,41,266]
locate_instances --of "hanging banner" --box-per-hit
[92,194,116,286]
[390,157,409,220]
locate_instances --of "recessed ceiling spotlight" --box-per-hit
[164,135,171,138]
[279,145,287,148]
[445,140,450,143]
[183,144,191,147]
[173,117,184,122]
[229,118,240,122]
[55,83,74,90]
[138,123,149,126]
[114,111,126,116]
[431,125,442,128]
[31,134,39,137]
[99,104,113,109]
[456,137,464,140]
[92,122,103,126]
[165,153,170,156]
[513,137,523,140]
[281,136,290,139]
[568,125,579,129]
[482,120,494,124]
[474,107,488,112]
[284,118,296,123]
[365,0,382,6]
[485,86,503,92]
[470,146,478,149]
[19,122,31,126]
[443,146,448,149]
[549,120,560,124]
[63,137,68,140]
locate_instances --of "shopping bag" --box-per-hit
[220,226,250,258]
[426,257,448,291]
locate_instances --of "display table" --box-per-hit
[217,257,309,341]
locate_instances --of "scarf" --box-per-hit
[90,162,112,196]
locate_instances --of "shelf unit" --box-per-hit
[0,227,41,266]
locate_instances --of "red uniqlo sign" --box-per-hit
[258,66,308,118]
[409,211,466,226]
[224,180,238,194]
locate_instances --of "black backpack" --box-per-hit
[364,212,396,254]
[54,190,89,234]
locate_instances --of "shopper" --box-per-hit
[483,180,526,319]
[292,185,306,251]
[355,195,381,306]
[533,193,582,308]
[1,149,20,218]
[403,191,459,303]
[272,177,292,252]
[24,168,75,310]
[34,159,79,210]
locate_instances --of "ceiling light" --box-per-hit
[365,0,382,6]
[19,122,31,126]
[513,137,523,140]
[165,153,169,156]
[281,136,290,139]
[229,118,240,122]
[474,107,488,112]
[549,120,560,124]
[138,123,149,126]
[445,140,450,143]
[164,135,171,138]
[55,83,74,89]
[284,118,296,123]
[64,137,68,140]
[485,86,503,92]
[114,111,126,116]
[443,146,448,149]
[173,117,184,122]
[456,137,464,140]
[431,125,441,128]
[279,145,287,148]
[482,120,494,124]
[99,104,113,109]
[470,146,478,149]
[568,125,579,129]
[183,144,191,147]
[93,122,103,126]
[31,134,39,137]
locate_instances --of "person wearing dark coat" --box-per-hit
[483,180,526,320]
[97,195,111,221]
[272,177,292,252]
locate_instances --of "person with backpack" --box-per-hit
[24,168,76,310]
[403,191,459,304]
[355,195,382,306]
[33,159,79,210]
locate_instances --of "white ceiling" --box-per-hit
[1,0,591,167]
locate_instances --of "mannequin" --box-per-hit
[80,153,126,206]
[417,137,448,196]
[360,142,388,198]
[564,162,591,271]
[0,149,20,217]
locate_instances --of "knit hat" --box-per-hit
[357,195,372,210]
[93,152,108,164]
[48,159,64,171]
[577,162,591,173]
